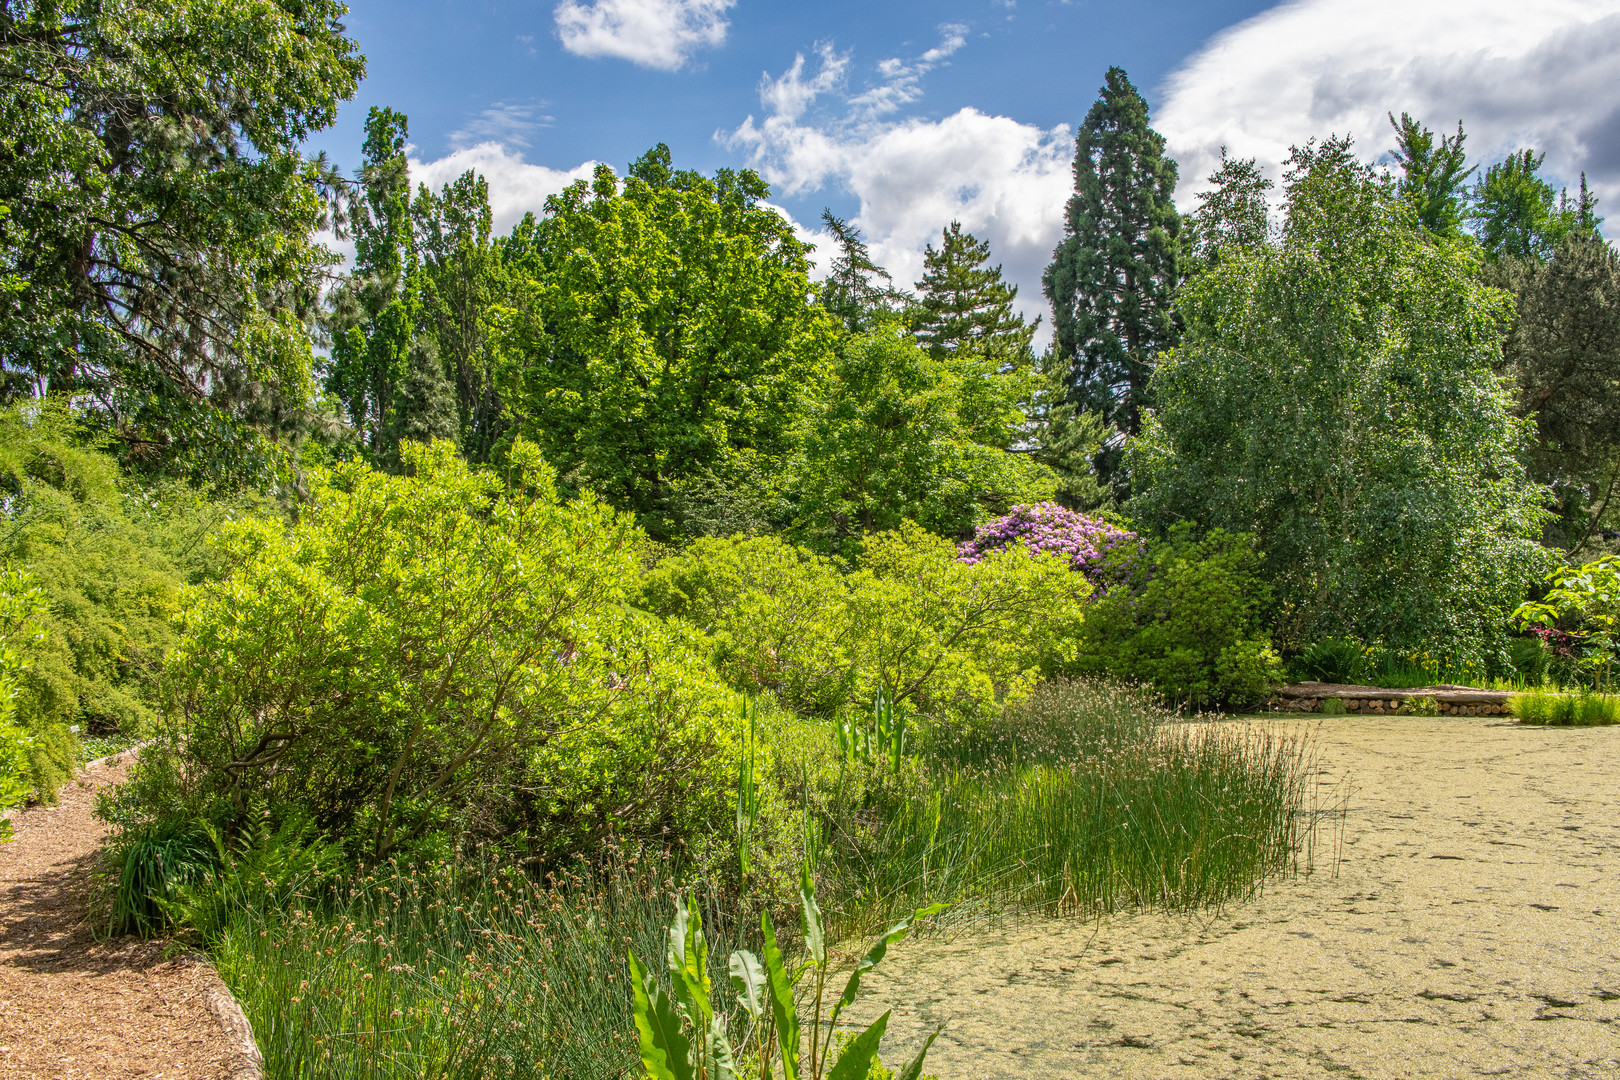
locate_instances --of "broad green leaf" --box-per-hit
[667,893,712,1025]
[799,865,825,967]
[761,911,800,1080]
[893,1028,942,1080]
[629,949,694,1080]
[708,1014,741,1080]
[825,1010,889,1080]
[728,949,766,1019]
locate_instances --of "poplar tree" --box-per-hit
[911,221,1036,362]
[1042,67,1180,492]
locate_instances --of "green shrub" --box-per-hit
[0,569,50,821]
[1066,526,1284,709]
[643,523,1089,724]
[1509,636,1549,686]
[1296,638,1364,684]
[1319,696,1346,716]
[124,439,748,862]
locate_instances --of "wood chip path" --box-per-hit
[0,756,242,1079]
[854,715,1620,1079]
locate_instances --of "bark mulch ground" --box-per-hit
[0,755,240,1079]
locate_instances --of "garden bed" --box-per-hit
[1272,681,1512,716]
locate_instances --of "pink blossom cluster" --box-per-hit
[958,502,1146,595]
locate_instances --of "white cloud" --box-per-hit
[554,0,734,71]
[411,143,599,234]
[724,29,1069,340]
[1157,0,1620,223]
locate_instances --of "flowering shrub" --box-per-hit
[958,502,1145,595]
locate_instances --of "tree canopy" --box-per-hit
[0,0,364,479]
[497,146,838,541]
[1131,137,1548,665]
[910,221,1036,363]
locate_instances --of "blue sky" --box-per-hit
[308,0,1620,332]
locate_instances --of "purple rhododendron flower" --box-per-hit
[957,502,1146,597]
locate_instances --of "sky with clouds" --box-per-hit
[310,0,1620,336]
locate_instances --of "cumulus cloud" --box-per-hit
[724,30,1070,338]
[554,0,734,71]
[411,143,599,234]
[1157,0,1620,220]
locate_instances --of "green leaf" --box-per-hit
[893,1028,942,1080]
[667,893,712,1025]
[728,949,766,1019]
[708,1014,741,1080]
[799,865,825,967]
[829,903,946,1026]
[761,911,800,1080]
[629,949,694,1080]
[825,1010,889,1080]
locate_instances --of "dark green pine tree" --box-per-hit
[1042,67,1180,492]
[911,221,1037,362]
[819,210,905,332]
[1388,112,1475,238]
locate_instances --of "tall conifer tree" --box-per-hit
[911,221,1036,362]
[819,210,904,331]
[1042,67,1180,492]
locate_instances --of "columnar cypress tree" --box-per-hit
[1042,67,1180,492]
[911,221,1036,362]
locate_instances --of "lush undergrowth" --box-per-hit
[164,680,1315,1080]
[1509,688,1620,725]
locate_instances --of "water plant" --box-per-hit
[629,870,943,1080]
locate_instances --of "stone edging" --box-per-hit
[188,951,268,1079]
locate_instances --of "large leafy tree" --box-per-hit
[910,221,1036,363]
[1130,137,1548,666]
[1388,112,1475,238]
[1181,149,1272,279]
[1042,66,1180,492]
[1492,235,1620,552]
[1470,150,1601,261]
[0,0,364,478]
[499,146,838,540]
[323,108,456,466]
[789,329,1054,552]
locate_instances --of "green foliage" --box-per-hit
[1509,636,1550,686]
[1067,528,1283,709]
[641,525,1089,724]
[499,145,837,540]
[0,567,49,821]
[1490,236,1620,552]
[1295,638,1365,685]
[0,0,364,479]
[104,816,218,937]
[630,871,942,1080]
[909,222,1036,364]
[133,438,745,861]
[1509,688,1620,726]
[789,330,1055,548]
[819,211,908,334]
[1132,136,1549,667]
[821,679,1312,932]
[0,405,185,750]
[1388,113,1475,239]
[1470,151,1602,262]
[1512,555,1619,687]
[1182,149,1272,278]
[1043,66,1181,490]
